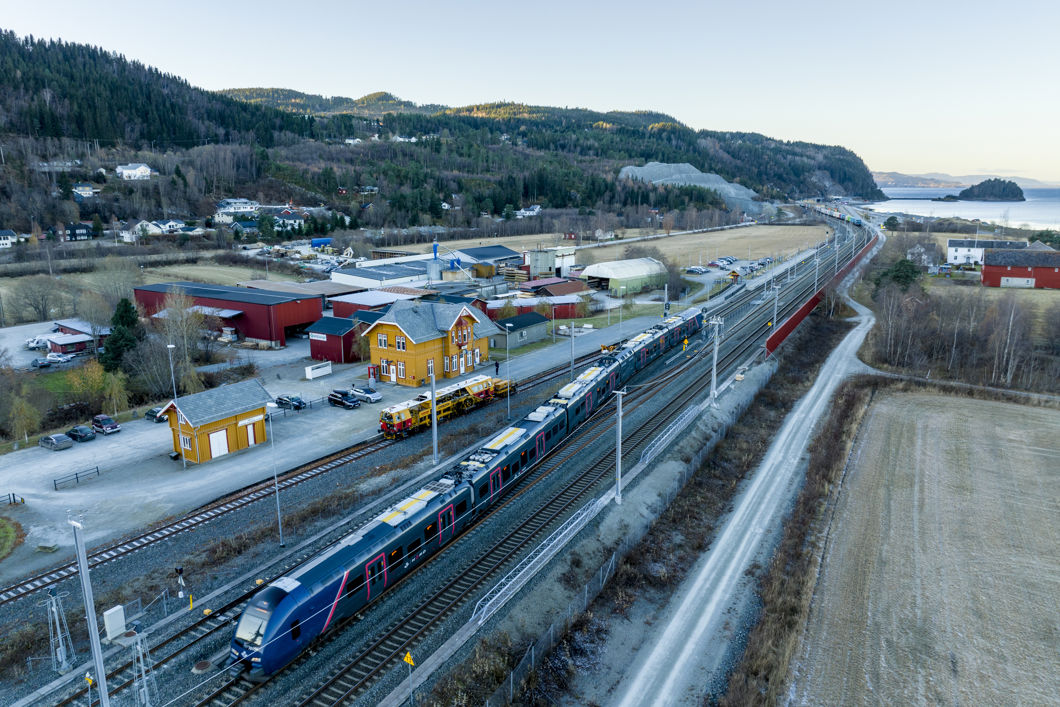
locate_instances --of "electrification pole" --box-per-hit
[709,316,723,407]
[69,519,110,707]
[430,369,438,464]
[615,389,625,505]
[569,318,574,382]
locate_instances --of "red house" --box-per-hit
[981,249,1060,289]
[134,282,322,347]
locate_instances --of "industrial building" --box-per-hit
[158,379,273,464]
[484,294,584,320]
[981,249,1060,288]
[581,258,667,295]
[134,282,322,347]
[331,290,421,318]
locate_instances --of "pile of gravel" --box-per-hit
[618,162,770,216]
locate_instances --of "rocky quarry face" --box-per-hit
[618,162,774,216]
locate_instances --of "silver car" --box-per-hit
[350,387,382,403]
[39,434,74,451]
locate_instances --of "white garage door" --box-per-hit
[209,430,230,459]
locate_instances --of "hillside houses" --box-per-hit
[116,163,153,180]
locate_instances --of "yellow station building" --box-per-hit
[362,300,500,387]
[157,379,274,464]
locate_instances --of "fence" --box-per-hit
[484,549,622,706]
[53,466,100,491]
[3,493,25,505]
[267,396,327,419]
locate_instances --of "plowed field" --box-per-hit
[789,393,1060,705]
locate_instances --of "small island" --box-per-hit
[936,178,1025,202]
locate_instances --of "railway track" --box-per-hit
[0,355,604,611]
[283,314,768,706]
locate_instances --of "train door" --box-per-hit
[608,372,616,394]
[536,432,546,459]
[586,390,594,414]
[438,505,455,547]
[365,553,387,601]
[489,467,503,501]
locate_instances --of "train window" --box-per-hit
[390,546,404,564]
[407,539,421,556]
[521,450,527,464]
[423,523,435,543]
[290,619,301,641]
[345,576,362,597]
[479,484,488,498]
[513,462,520,475]
[529,448,536,461]
[455,500,467,518]
[502,465,510,482]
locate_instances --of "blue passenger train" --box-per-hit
[227,308,703,679]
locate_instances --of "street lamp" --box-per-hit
[265,402,285,547]
[504,323,512,420]
[166,344,186,471]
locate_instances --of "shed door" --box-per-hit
[208,430,229,458]
[246,424,256,446]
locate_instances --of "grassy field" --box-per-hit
[790,393,1060,705]
[0,517,23,563]
[402,225,831,265]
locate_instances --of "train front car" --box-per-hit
[229,577,309,679]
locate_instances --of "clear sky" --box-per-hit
[4,0,1058,182]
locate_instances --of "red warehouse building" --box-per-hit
[134,282,322,347]
[981,249,1060,289]
[306,316,363,363]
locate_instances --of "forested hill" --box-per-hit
[0,31,316,147]
[225,90,884,200]
[219,88,446,117]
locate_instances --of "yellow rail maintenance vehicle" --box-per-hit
[379,375,515,439]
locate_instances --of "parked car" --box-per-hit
[327,390,362,409]
[91,414,121,435]
[145,406,168,423]
[708,261,721,268]
[31,358,52,369]
[66,425,97,442]
[46,352,73,363]
[39,434,74,451]
[24,336,48,350]
[274,395,307,410]
[350,387,382,404]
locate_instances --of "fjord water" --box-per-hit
[864,188,1060,230]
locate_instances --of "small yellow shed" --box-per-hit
[158,379,273,465]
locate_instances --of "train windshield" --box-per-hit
[234,608,270,647]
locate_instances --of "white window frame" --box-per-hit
[397,361,405,379]
[427,358,434,375]
[380,360,389,375]
[180,434,192,450]
[451,354,457,371]
[396,335,406,351]
[377,333,388,349]
[443,356,449,372]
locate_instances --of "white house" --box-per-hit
[0,229,15,248]
[274,213,305,231]
[516,205,542,219]
[217,198,259,214]
[116,163,153,180]
[121,219,163,242]
[946,238,1027,265]
[154,219,185,234]
[344,138,362,145]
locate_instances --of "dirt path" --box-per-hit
[788,393,1060,705]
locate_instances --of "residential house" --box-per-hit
[515,205,542,219]
[362,299,499,386]
[0,229,15,248]
[72,183,99,199]
[275,213,305,231]
[946,238,1027,266]
[154,219,185,234]
[63,222,92,241]
[231,221,260,237]
[121,219,164,242]
[217,198,259,214]
[116,163,153,180]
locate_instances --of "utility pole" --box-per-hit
[504,324,512,420]
[69,518,110,707]
[814,255,820,292]
[614,389,625,505]
[709,316,723,407]
[663,283,668,318]
[430,369,438,465]
[569,318,575,382]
